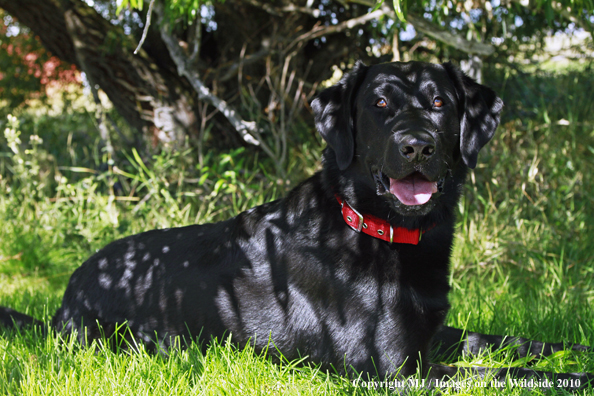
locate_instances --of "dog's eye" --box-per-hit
[433,97,444,108]
[375,98,388,108]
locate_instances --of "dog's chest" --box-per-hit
[218,232,449,353]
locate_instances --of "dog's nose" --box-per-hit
[399,133,436,163]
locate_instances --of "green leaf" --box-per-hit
[543,110,551,124]
[132,148,151,175]
[220,155,232,166]
[371,0,384,12]
[116,0,144,15]
[115,0,129,15]
[198,173,209,186]
[392,0,407,23]
[213,179,226,194]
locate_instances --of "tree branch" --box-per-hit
[219,46,271,82]
[406,13,495,56]
[134,0,155,54]
[345,0,495,56]
[286,6,389,53]
[243,0,321,17]
[154,4,261,146]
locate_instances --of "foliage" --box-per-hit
[448,62,594,349]
[117,0,225,22]
[0,10,81,118]
[0,96,316,280]
[374,0,594,64]
[120,0,593,59]
[389,0,594,25]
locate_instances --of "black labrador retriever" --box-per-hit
[1,61,592,391]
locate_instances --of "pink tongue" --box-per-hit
[390,175,438,206]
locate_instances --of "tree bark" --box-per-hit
[0,0,77,64]
[0,0,198,146]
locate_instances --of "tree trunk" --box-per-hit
[0,0,198,146]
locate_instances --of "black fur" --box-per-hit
[1,61,591,391]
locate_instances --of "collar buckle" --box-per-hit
[340,200,364,232]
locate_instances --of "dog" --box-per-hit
[1,61,592,391]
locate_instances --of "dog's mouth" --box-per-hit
[373,170,445,206]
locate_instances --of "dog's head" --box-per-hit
[312,61,503,218]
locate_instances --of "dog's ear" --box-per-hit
[311,61,368,171]
[443,62,504,169]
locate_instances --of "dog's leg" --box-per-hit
[432,325,592,360]
[427,363,594,391]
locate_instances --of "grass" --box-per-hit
[1,331,362,395]
[1,62,594,394]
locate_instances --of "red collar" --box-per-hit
[335,195,432,245]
